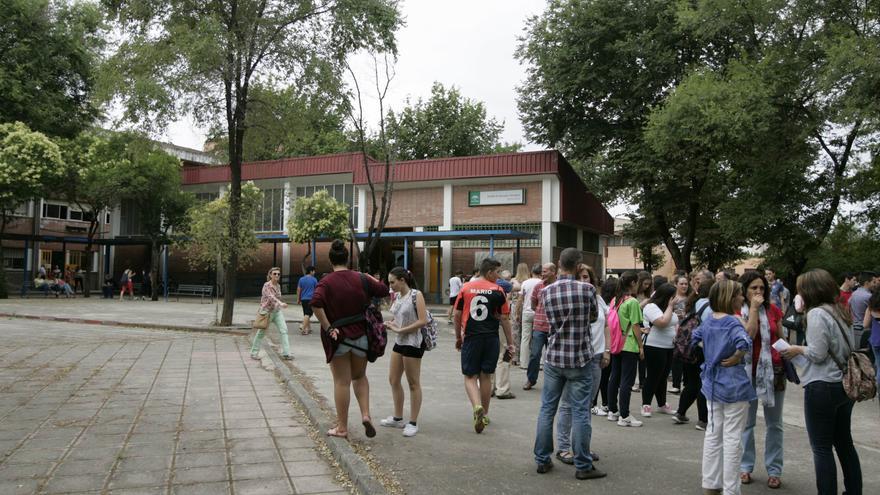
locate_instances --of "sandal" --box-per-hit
[326,427,348,438]
[767,476,781,489]
[555,451,574,465]
[473,405,486,434]
[740,472,752,485]
[362,418,376,438]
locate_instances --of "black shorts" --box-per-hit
[449,296,458,306]
[301,300,313,316]
[460,334,500,376]
[393,343,425,359]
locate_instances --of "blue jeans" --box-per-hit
[804,381,862,495]
[534,363,593,471]
[873,346,880,385]
[557,354,602,454]
[741,389,785,476]
[527,331,549,385]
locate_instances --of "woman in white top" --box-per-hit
[380,267,428,437]
[641,283,679,417]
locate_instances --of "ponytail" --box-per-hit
[389,266,418,290]
[615,271,638,307]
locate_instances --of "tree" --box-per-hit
[288,189,351,271]
[115,138,194,301]
[180,183,263,296]
[0,0,103,138]
[388,82,520,161]
[101,0,402,325]
[0,122,64,298]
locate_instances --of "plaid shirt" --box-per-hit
[541,275,598,369]
[530,283,549,333]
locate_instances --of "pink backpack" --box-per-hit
[608,296,632,355]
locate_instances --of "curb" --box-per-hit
[261,341,388,495]
[0,312,251,335]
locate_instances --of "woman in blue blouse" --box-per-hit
[692,279,757,495]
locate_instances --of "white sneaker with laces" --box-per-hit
[658,404,674,415]
[617,416,644,427]
[596,406,609,416]
[402,423,418,437]
[607,411,620,421]
[641,405,652,417]
[380,416,406,428]
[591,406,598,415]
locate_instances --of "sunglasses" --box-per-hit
[271,273,280,276]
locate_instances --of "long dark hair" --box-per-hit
[601,278,618,306]
[687,280,713,313]
[648,283,676,311]
[389,266,417,290]
[636,271,652,299]
[738,270,770,309]
[328,239,349,266]
[615,271,639,307]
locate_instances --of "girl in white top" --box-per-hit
[380,267,428,437]
[641,283,679,416]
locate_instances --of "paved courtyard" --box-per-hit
[0,317,347,495]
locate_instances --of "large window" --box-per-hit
[119,199,143,236]
[582,232,600,253]
[255,188,284,232]
[451,223,541,248]
[194,192,219,204]
[3,248,24,270]
[42,203,68,220]
[556,224,578,249]
[294,184,355,220]
[69,209,95,222]
[607,236,632,247]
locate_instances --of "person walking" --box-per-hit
[518,264,542,369]
[250,267,292,360]
[297,266,318,335]
[310,240,389,439]
[453,258,515,434]
[492,270,516,400]
[556,264,610,465]
[738,271,786,489]
[694,279,756,495]
[380,267,428,437]
[674,281,712,430]
[640,283,678,417]
[118,268,134,301]
[607,271,645,427]
[524,263,557,390]
[510,262,531,365]
[533,249,606,480]
[447,270,464,324]
[781,269,862,495]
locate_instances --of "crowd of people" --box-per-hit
[243,239,873,495]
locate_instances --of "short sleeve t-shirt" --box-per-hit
[455,278,510,338]
[617,297,643,353]
[643,303,679,349]
[520,278,541,315]
[298,275,318,301]
[449,276,463,298]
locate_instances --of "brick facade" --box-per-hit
[364,187,444,228]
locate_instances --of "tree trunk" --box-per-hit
[220,109,246,326]
[150,240,161,301]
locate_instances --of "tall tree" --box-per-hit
[388,82,520,161]
[0,0,103,137]
[0,122,64,298]
[101,0,401,324]
[288,189,350,271]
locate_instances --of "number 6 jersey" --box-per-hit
[455,278,510,338]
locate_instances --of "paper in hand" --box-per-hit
[772,339,808,368]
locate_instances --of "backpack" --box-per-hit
[608,296,632,355]
[824,308,877,402]
[410,290,438,351]
[329,273,388,362]
[673,301,709,364]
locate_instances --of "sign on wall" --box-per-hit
[468,189,526,207]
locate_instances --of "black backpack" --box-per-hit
[673,302,709,364]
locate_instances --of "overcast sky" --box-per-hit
[162,0,548,152]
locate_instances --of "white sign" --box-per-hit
[468,189,525,206]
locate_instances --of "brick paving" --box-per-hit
[0,318,347,495]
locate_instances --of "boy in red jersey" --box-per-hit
[453,258,515,433]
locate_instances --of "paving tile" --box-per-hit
[274,436,315,449]
[231,461,286,480]
[227,437,275,452]
[174,451,227,469]
[108,470,169,490]
[171,480,231,495]
[171,465,229,484]
[225,428,272,440]
[284,460,332,477]
[54,457,117,476]
[278,447,320,462]
[175,438,226,453]
[0,478,42,495]
[42,473,106,494]
[116,455,173,472]
[228,449,279,464]
[291,475,342,494]
[4,447,68,463]
[231,478,293,495]
[0,462,54,480]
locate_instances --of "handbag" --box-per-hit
[253,310,270,330]
[328,273,387,362]
[823,308,877,402]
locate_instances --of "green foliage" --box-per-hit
[793,220,880,278]
[288,190,351,244]
[0,0,103,137]
[181,183,262,271]
[388,82,520,161]
[0,122,64,219]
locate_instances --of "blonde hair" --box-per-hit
[514,262,530,283]
[266,267,281,283]
[797,269,852,325]
[709,279,742,315]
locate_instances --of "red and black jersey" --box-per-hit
[455,278,510,338]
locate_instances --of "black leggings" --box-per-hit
[608,351,639,418]
[676,361,707,422]
[642,346,672,407]
[593,361,611,407]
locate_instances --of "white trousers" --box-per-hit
[702,401,749,494]
[519,312,534,369]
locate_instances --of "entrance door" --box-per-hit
[426,248,441,304]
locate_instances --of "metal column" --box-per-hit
[403,237,409,270]
[21,239,29,296]
[515,239,521,268]
[489,236,495,257]
[310,239,316,267]
[163,245,169,301]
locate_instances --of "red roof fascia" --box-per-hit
[181,152,368,185]
[557,155,614,235]
[351,150,560,185]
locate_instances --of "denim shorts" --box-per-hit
[460,335,500,376]
[334,335,368,359]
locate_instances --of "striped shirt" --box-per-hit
[541,275,598,368]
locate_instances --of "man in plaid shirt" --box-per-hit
[533,248,606,480]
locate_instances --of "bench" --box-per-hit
[169,284,214,303]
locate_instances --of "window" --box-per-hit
[195,192,219,204]
[68,251,87,270]
[3,248,24,270]
[254,188,284,232]
[582,232,600,253]
[607,236,632,247]
[556,224,578,249]
[451,223,541,248]
[119,199,143,236]
[69,209,95,222]
[42,203,68,220]
[295,184,355,220]
[12,202,29,216]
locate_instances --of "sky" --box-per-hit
[161,0,548,153]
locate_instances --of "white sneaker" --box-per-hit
[641,405,652,417]
[607,411,620,421]
[402,423,418,437]
[379,416,406,428]
[617,416,644,427]
[657,404,674,415]
[595,406,609,416]
[591,406,598,415]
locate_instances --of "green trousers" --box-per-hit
[250,310,290,356]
